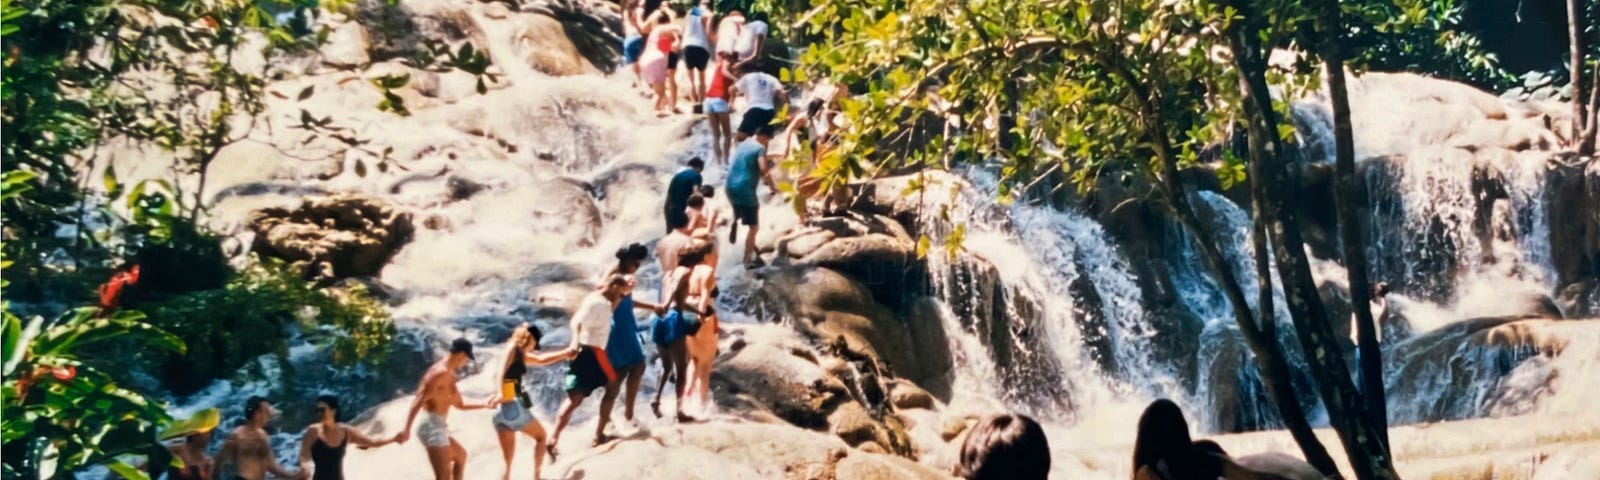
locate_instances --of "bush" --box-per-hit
[136,259,394,396]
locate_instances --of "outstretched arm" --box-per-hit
[297,427,316,474]
[398,371,435,443]
[524,347,578,366]
[264,444,302,479]
[344,425,394,449]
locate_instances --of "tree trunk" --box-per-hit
[1571,0,1594,155]
[1133,85,1341,476]
[1224,4,1398,479]
[1312,0,1389,449]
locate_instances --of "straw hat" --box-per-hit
[158,408,221,441]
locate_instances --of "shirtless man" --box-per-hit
[212,397,305,480]
[396,338,498,480]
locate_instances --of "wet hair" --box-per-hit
[615,243,649,264]
[1132,399,1198,478]
[244,396,270,422]
[687,157,705,170]
[317,395,339,418]
[956,414,1051,480]
[686,194,705,209]
[698,185,716,198]
[806,98,825,118]
[656,12,671,24]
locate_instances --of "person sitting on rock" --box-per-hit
[956,413,1051,480]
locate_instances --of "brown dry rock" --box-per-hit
[247,195,413,282]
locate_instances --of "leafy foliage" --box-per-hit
[135,259,394,396]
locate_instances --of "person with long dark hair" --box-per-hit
[955,413,1051,480]
[297,396,396,480]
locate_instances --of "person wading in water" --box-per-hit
[213,397,306,480]
[491,324,577,480]
[396,338,498,480]
[297,395,397,480]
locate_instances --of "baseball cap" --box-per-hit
[450,337,475,360]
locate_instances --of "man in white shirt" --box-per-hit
[549,274,627,448]
[734,12,768,70]
[714,6,745,58]
[730,64,783,142]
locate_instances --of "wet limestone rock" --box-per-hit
[247,195,414,282]
[563,422,951,480]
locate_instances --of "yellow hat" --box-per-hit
[159,408,221,441]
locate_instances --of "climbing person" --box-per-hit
[782,97,845,221]
[661,5,683,115]
[638,9,678,116]
[729,63,782,143]
[297,396,397,480]
[600,245,666,435]
[550,274,628,448]
[664,157,705,233]
[712,3,745,60]
[724,122,779,268]
[682,234,721,415]
[681,0,713,110]
[955,413,1052,480]
[732,11,768,71]
[491,324,577,480]
[161,408,221,480]
[651,241,712,422]
[683,192,719,233]
[395,338,497,480]
[213,397,307,480]
[620,0,648,88]
[704,51,738,165]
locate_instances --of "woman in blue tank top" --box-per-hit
[601,244,664,431]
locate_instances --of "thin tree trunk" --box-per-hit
[1224,4,1397,478]
[1312,0,1389,449]
[1571,0,1593,154]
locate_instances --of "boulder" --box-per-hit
[1386,317,1595,423]
[320,20,371,68]
[1548,156,1600,290]
[247,195,414,282]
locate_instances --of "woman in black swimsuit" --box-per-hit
[493,324,578,480]
[297,396,396,480]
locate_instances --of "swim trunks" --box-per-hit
[564,346,615,396]
[417,412,450,447]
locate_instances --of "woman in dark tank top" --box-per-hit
[493,324,579,480]
[297,395,396,480]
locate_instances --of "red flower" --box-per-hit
[50,366,76,382]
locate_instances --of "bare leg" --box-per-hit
[721,116,735,164]
[667,69,679,112]
[521,420,548,479]
[652,82,668,114]
[651,352,671,418]
[496,429,516,480]
[550,392,585,449]
[426,446,452,480]
[449,438,467,480]
[595,378,620,444]
[622,363,645,420]
[670,340,692,422]
[744,223,760,264]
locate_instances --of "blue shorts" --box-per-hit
[623,36,646,65]
[704,98,730,114]
[652,310,701,346]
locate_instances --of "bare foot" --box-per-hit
[546,443,559,462]
[676,412,695,423]
[650,400,662,418]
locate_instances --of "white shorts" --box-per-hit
[704,98,730,114]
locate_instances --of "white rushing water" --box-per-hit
[76,5,1600,476]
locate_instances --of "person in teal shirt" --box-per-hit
[724,123,778,267]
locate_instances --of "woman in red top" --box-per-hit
[703,51,737,164]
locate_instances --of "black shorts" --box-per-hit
[668,51,681,69]
[564,346,615,396]
[732,203,759,226]
[683,46,710,71]
[738,107,776,135]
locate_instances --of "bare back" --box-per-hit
[221,427,275,480]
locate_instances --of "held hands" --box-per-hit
[393,430,410,445]
[565,347,581,360]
